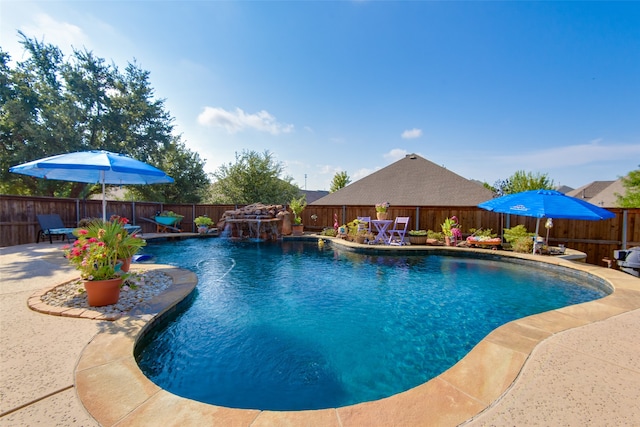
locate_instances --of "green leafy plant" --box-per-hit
[427,230,444,240]
[468,228,497,239]
[321,228,337,237]
[289,195,307,225]
[512,237,534,253]
[441,216,462,239]
[375,202,390,213]
[194,215,214,227]
[409,230,427,236]
[64,220,128,281]
[110,216,146,259]
[503,224,534,253]
[158,210,183,218]
[503,225,533,244]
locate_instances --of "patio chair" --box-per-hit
[387,216,410,246]
[36,214,76,244]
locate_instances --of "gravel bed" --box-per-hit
[40,270,173,316]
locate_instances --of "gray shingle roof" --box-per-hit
[311,154,495,206]
[566,179,623,207]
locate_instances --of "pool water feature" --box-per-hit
[135,239,606,411]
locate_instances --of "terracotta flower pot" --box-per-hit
[84,278,123,307]
[292,224,304,236]
[376,212,388,220]
[118,257,132,273]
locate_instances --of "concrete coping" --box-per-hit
[70,239,640,426]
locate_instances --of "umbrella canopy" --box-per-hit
[10,150,174,221]
[478,189,615,254]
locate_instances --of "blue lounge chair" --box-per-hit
[36,214,76,244]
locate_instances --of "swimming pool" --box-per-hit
[135,238,606,411]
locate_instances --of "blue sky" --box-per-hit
[2,1,639,191]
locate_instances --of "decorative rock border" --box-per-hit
[27,266,174,321]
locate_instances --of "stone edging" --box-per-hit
[74,246,640,426]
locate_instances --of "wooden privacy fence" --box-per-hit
[1,194,638,267]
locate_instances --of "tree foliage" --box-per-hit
[208,150,300,204]
[330,171,351,193]
[616,167,640,208]
[488,170,555,196]
[0,33,209,203]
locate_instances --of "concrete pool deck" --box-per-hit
[1,239,639,426]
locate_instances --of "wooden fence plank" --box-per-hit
[1,195,637,268]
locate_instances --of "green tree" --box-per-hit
[330,171,351,192]
[491,170,555,196]
[209,150,299,204]
[616,167,640,207]
[0,33,209,203]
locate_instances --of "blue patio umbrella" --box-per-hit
[9,150,174,221]
[478,189,615,254]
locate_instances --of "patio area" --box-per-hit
[1,239,639,426]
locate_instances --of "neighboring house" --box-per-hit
[567,179,624,208]
[556,185,574,194]
[311,153,494,206]
[300,190,329,204]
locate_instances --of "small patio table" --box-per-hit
[371,219,393,244]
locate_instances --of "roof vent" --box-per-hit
[408,154,417,159]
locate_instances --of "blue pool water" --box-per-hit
[135,239,606,411]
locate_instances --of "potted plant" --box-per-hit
[346,219,368,243]
[441,216,462,246]
[63,219,131,306]
[375,202,390,220]
[408,229,428,245]
[110,215,146,272]
[194,215,214,234]
[289,195,307,236]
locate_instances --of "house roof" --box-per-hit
[300,190,329,204]
[567,179,624,207]
[311,153,495,206]
[556,185,574,194]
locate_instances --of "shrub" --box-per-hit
[427,230,444,241]
[321,228,337,237]
[503,225,533,244]
[512,236,534,253]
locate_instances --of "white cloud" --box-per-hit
[401,128,422,139]
[496,139,640,169]
[197,106,294,135]
[21,13,88,50]
[383,149,409,162]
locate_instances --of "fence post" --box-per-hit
[415,207,420,230]
[622,210,628,249]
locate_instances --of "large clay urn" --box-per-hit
[280,211,292,235]
[84,278,122,307]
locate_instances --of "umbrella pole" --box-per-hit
[533,218,540,255]
[102,171,107,222]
